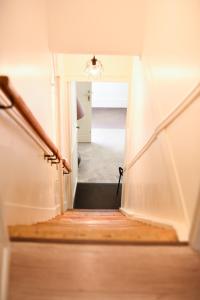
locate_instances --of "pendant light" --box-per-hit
[85,56,103,78]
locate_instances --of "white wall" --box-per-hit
[122,0,200,241]
[0,0,62,225]
[47,0,145,55]
[92,82,128,108]
[0,0,54,139]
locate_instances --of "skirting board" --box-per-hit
[4,203,61,225]
[120,207,189,242]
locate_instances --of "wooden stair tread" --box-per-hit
[9,210,178,244]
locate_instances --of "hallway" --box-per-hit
[1,0,200,299]
[78,129,125,183]
[78,108,126,183]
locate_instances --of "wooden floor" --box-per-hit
[8,242,200,300]
[9,210,178,244]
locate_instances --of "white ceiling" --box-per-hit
[47,0,146,55]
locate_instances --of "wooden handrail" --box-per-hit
[124,81,200,173]
[0,76,71,173]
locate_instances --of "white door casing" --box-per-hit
[56,78,78,210]
[69,81,78,206]
[0,202,10,300]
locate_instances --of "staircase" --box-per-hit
[9,210,178,244]
[9,211,197,300]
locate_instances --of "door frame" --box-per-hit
[190,191,200,251]
[56,72,131,211]
[56,76,78,210]
[0,202,10,300]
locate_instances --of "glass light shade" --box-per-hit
[85,56,103,78]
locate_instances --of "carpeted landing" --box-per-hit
[74,183,122,209]
[9,210,179,244]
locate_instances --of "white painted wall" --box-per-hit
[122,0,200,241]
[0,0,54,139]
[92,82,128,108]
[0,0,62,225]
[47,0,145,55]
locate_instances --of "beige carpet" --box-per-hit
[78,108,126,183]
[78,129,125,183]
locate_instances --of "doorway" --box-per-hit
[74,81,128,208]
